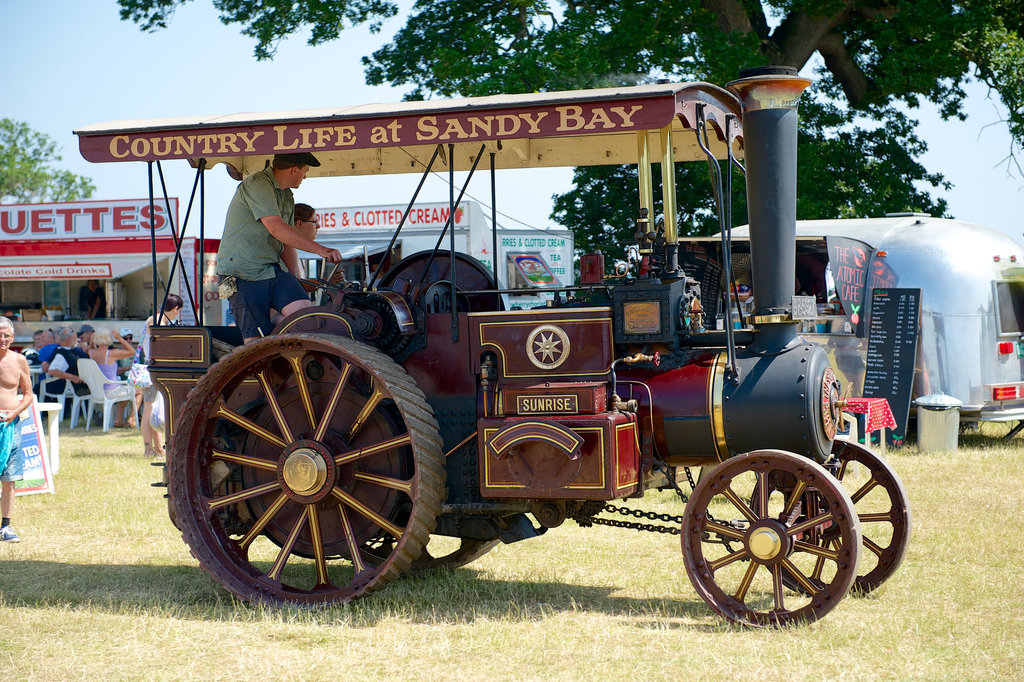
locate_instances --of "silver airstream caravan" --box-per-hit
[684,214,1024,429]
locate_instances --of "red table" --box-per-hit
[841,397,897,451]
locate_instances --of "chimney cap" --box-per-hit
[738,65,799,79]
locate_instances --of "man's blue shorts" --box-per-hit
[226,264,308,339]
[0,416,23,482]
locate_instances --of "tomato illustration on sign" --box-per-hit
[853,247,867,268]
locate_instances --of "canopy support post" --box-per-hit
[659,124,679,273]
[366,145,442,290]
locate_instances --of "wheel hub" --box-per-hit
[277,439,336,504]
[283,448,328,495]
[748,526,783,560]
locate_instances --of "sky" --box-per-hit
[2,1,1022,244]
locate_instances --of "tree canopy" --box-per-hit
[0,119,96,205]
[120,0,1024,256]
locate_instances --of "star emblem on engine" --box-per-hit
[526,324,570,370]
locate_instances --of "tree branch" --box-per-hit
[770,8,849,68]
[700,0,760,36]
[817,30,872,106]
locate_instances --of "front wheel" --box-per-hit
[682,450,861,626]
[828,439,911,593]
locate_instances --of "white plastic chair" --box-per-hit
[39,374,90,426]
[77,359,136,432]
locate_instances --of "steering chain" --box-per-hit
[578,463,739,549]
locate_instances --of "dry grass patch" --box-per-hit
[0,424,1022,680]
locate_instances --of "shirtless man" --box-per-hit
[0,316,33,542]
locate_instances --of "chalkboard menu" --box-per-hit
[863,288,921,446]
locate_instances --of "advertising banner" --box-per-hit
[0,199,179,242]
[826,235,873,337]
[14,401,54,496]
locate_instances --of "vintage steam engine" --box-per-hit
[79,68,910,626]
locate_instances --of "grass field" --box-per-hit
[0,424,1022,680]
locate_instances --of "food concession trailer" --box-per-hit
[680,214,1024,430]
[0,198,220,342]
[306,200,574,308]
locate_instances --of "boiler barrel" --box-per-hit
[620,344,839,465]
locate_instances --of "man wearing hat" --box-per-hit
[216,152,342,342]
[77,324,95,354]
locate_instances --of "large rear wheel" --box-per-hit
[168,334,444,606]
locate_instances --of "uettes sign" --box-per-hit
[0,199,178,241]
[78,98,672,163]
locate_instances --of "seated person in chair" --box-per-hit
[43,327,88,397]
[87,327,137,427]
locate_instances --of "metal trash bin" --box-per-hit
[915,393,962,452]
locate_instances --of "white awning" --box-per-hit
[0,257,160,281]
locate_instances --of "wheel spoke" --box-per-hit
[756,471,769,518]
[266,510,308,582]
[306,505,334,589]
[781,479,808,518]
[211,448,277,472]
[708,547,750,571]
[337,503,367,574]
[215,403,288,449]
[787,509,835,537]
[238,492,290,551]
[811,545,829,582]
[353,470,415,496]
[863,534,886,558]
[287,353,317,433]
[721,484,759,523]
[849,476,879,504]
[344,385,385,442]
[734,560,758,602]
[314,360,353,442]
[705,519,745,541]
[208,480,279,511]
[334,433,413,467]
[858,511,894,524]
[330,488,404,538]
[781,558,819,596]
[771,563,785,611]
[255,369,294,443]
[792,539,840,561]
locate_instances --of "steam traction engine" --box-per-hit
[83,68,910,626]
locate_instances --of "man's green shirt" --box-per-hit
[217,165,295,281]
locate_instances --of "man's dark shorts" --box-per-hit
[226,264,308,338]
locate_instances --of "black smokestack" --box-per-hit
[727,66,811,351]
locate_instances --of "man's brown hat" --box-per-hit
[274,152,321,168]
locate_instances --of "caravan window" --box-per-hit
[996,281,1024,334]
